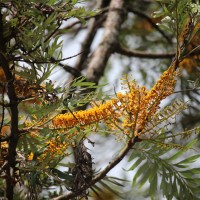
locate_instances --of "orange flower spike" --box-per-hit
[143,66,177,122]
[52,66,177,139]
[53,97,119,129]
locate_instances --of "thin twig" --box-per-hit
[127,7,172,44]
[116,44,175,59]
[0,102,11,107]
[51,57,82,77]
[13,52,83,64]
[0,85,5,134]
[13,54,83,77]
[182,45,200,59]
[175,0,180,62]
[58,7,112,32]
[174,87,200,94]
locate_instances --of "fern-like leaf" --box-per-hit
[128,139,200,200]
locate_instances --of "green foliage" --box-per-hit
[91,176,128,199]
[127,98,200,199]
[128,139,200,200]
[1,0,97,87]
[63,76,103,109]
[142,99,188,137]
[154,0,200,56]
[1,0,200,199]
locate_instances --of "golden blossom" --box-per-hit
[52,66,177,138]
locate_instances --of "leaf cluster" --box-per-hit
[154,0,199,57]
[128,139,200,200]
[154,0,199,32]
[141,99,188,138]
[1,0,97,89]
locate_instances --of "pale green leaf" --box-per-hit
[176,155,200,165]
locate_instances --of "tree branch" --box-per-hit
[0,101,11,107]
[0,11,19,200]
[174,87,200,94]
[127,7,172,44]
[73,0,107,73]
[0,85,5,134]
[58,5,109,32]
[0,135,11,142]
[115,43,200,60]
[86,0,126,83]
[13,52,83,63]
[12,54,83,77]
[116,44,175,59]
[52,59,82,77]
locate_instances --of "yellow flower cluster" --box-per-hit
[53,99,120,129]
[27,137,69,162]
[52,66,177,138]
[45,138,68,155]
[135,66,177,135]
[143,66,177,120]
[116,81,149,135]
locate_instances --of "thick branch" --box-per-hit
[74,0,106,72]
[0,11,19,200]
[86,0,126,83]
[116,44,175,59]
[0,85,5,134]
[0,58,19,200]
